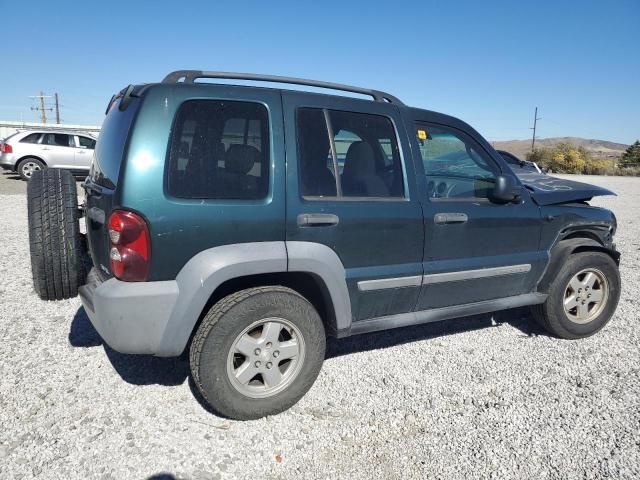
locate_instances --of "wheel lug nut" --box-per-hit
[255,361,261,368]
[254,348,261,355]
[266,342,272,348]
[266,362,272,369]
[273,351,279,358]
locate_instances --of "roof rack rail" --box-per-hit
[162,70,404,105]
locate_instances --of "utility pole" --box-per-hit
[54,93,60,124]
[39,91,47,123]
[29,92,53,124]
[530,107,542,152]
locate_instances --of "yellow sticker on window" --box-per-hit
[417,129,427,140]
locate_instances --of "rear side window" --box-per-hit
[167,100,269,200]
[42,133,71,147]
[297,108,404,199]
[20,133,42,144]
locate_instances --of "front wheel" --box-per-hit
[190,286,326,420]
[532,251,620,339]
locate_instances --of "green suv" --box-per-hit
[27,71,621,420]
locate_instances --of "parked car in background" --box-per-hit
[497,149,545,174]
[0,130,97,180]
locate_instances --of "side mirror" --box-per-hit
[492,174,521,203]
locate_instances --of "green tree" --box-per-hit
[620,140,640,166]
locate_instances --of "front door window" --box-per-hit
[415,125,497,200]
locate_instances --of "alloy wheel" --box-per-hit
[226,317,305,398]
[563,268,609,324]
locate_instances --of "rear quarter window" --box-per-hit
[20,133,42,144]
[166,100,270,200]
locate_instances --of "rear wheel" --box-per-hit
[18,157,45,181]
[190,286,326,420]
[27,169,87,300]
[532,251,620,339]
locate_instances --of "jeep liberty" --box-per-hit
[26,71,621,420]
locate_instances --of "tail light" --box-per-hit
[0,143,12,153]
[108,210,150,281]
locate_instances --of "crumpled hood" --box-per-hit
[514,172,616,206]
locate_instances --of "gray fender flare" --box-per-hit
[286,241,352,333]
[158,242,287,356]
[156,241,352,356]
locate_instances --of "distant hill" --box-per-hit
[493,137,629,160]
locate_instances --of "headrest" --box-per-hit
[225,144,261,175]
[344,141,376,176]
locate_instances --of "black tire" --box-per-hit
[27,169,86,300]
[17,157,45,181]
[190,286,326,420]
[531,251,620,339]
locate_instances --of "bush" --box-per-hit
[615,166,640,177]
[527,143,616,175]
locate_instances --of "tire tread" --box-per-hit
[27,169,86,300]
[189,286,325,420]
[531,251,620,339]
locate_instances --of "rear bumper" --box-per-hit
[79,270,179,355]
[0,153,15,169]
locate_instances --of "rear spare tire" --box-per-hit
[27,169,86,300]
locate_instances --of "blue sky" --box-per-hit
[1,0,638,144]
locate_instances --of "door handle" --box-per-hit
[297,213,339,227]
[434,212,468,225]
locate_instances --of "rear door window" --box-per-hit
[296,108,405,199]
[42,133,71,147]
[166,100,270,200]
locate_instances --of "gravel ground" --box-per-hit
[0,172,29,195]
[0,174,639,479]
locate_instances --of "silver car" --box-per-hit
[0,129,97,180]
